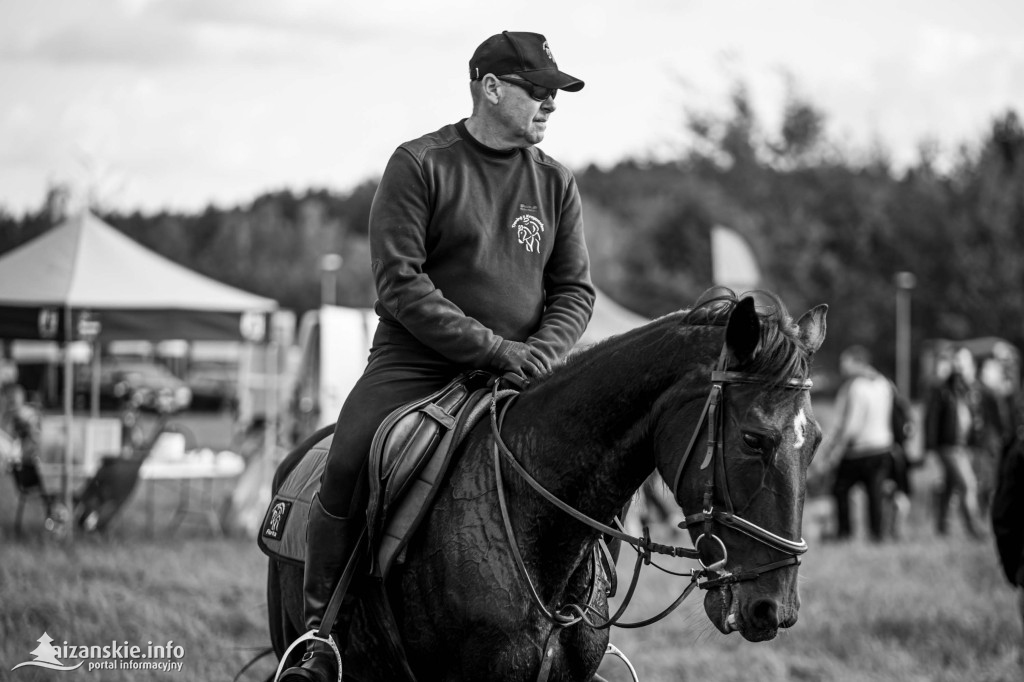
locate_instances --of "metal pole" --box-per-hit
[62,306,74,542]
[320,253,343,307]
[263,334,278,515]
[894,271,917,397]
[90,340,100,419]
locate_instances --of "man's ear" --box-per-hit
[480,74,502,104]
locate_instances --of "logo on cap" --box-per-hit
[542,41,553,61]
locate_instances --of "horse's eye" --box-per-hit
[742,432,764,452]
[741,431,777,456]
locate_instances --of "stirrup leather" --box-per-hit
[274,630,343,682]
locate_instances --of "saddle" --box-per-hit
[258,371,497,579]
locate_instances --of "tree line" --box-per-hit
[2,86,1021,391]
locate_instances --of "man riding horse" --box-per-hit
[281,31,594,682]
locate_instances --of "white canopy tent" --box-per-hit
[0,211,278,540]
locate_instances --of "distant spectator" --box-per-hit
[991,434,1024,661]
[819,345,898,542]
[976,356,1016,515]
[885,374,915,540]
[0,383,42,464]
[925,347,986,539]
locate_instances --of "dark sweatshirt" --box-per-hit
[369,119,595,369]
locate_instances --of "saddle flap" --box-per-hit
[374,386,494,579]
[368,376,480,546]
[380,381,468,486]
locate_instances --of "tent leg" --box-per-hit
[63,306,75,543]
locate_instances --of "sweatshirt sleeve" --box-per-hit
[370,147,504,367]
[526,175,595,365]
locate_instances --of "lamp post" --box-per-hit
[894,271,917,397]
[320,253,343,307]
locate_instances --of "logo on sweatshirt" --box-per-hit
[511,215,544,253]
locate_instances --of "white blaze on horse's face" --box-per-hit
[792,409,807,449]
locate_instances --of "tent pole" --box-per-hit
[262,326,279,512]
[91,340,100,419]
[62,306,75,542]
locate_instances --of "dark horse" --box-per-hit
[267,291,827,681]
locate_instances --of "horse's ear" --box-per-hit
[796,304,828,354]
[726,296,760,361]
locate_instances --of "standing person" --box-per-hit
[925,346,986,539]
[819,345,896,542]
[281,31,595,682]
[0,383,42,464]
[885,377,915,539]
[976,356,1014,516]
[992,434,1024,663]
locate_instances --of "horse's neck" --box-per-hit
[501,323,721,581]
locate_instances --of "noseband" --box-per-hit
[669,347,810,588]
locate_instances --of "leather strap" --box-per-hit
[315,527,368,640]
[491,386,699,561]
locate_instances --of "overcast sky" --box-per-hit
[1,0,1022,214]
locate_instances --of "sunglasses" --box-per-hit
[497,77,557,101]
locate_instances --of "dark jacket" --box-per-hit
[369,120,595,369]
[924,375,978,450]
[992,436,1024,586]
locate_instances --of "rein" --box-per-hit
[489,344,812,632]
[492,390,699,631]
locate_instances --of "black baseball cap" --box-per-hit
[469,31,584,92]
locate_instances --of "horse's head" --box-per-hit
[659,294,827,642]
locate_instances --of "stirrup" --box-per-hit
[274,630,343,682]
[604,642,639,682]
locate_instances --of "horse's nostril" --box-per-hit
[749,598,779,629]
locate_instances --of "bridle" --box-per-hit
[489,342,812,630]
[669,345,811,589]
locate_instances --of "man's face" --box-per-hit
[495,78,557,147]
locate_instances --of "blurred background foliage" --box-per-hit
[1,83,1022,387]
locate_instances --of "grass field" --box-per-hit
[2,407,1022,682]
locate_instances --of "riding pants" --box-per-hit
[318,323,465,519]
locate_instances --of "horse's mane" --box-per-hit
[556,288,811,388]
[680,288,812,386]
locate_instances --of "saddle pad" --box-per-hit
[258,373,507,573]
[257,435,332,565]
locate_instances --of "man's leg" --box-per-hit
[282,344,457,682]
[935,447,956,535]
[831,458,856,540]
[950,445,985,539]
[863,453,892,542]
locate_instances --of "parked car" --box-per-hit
[75,358,192,413]
[185,360,238,412]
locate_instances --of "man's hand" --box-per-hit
[495,341,546,379]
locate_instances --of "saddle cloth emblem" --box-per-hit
[262,500,292,540]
